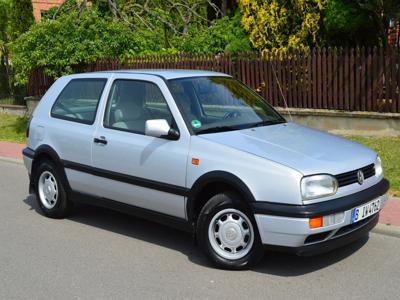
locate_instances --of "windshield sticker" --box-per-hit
[191,119,202,128]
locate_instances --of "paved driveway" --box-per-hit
[0,160,399,299]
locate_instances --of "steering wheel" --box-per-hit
[223,110,242,119]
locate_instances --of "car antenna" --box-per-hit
[269,57,293,122]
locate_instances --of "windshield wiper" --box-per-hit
[196,126,237,135]
[250,119,286,128]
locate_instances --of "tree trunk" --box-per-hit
[2,50,13,97]
[221,0,227,17]
[108,0,118,21]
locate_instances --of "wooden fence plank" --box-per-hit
[366,47,372,111]
[391,47,397,112]
[349,48,355,110]
[292,52,299,108]
[266,52,272,103]
[333,48,339,109]
[301,51,306,108]
[355,48,361,111]
[287,52,293,107]
[272,53,279,106]
[360,47,366,111]
[378,47,384,111]
[307,50,312,108]
[327,48,333,109]
[384,48,391,112]
[372,47,378,111]
[312,48,317,108]
[343,48,348,110]
[322,48,327,109]
[281,52,289,106]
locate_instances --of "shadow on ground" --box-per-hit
[23,194,369,276]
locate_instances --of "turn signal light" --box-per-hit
[191,158,199,165]
[309,216,323,229]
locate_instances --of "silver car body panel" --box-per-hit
[187,135,304,205]
[199,123,382,204]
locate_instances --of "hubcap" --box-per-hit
[38,171,58,209]
[208,208,254,260]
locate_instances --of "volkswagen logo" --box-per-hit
[357,170,364,185]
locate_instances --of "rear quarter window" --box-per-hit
[51,78,107,124]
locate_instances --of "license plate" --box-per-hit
[351,199,381,224]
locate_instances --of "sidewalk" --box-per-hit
[0,141,24,160]
[1,140,399,236]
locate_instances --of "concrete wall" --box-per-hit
[25,97,41,116]
[0,105,27,117]
[276,108,400,136]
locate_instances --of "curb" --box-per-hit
[372,223,400,238]
[0,156,23,165]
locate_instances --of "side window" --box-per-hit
[51,78,107,124]
[104,80,173,135]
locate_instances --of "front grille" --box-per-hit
[304,231,332,244]
[335,164,375,187]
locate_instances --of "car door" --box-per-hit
[90,74,190,219]
[46,76,109,193]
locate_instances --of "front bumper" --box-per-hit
[264,213,379,256]
[252,178,389,254]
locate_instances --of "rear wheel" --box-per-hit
[34,160,72,218]
[196,191,264,269]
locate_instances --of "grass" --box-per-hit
[0,112,398,194]
[342,135,400,196]
[0,113,28,144]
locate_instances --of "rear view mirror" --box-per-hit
[145,119,179,140]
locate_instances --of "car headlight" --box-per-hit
[301,175,338,200]
[375,156,383,177]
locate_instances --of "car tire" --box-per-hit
[196,191,264,270]
[34,159,72,219]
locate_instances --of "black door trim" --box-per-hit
[63,160,190,197]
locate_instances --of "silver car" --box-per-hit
[22,70,389,269]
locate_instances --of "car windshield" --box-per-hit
[168,76,285,134]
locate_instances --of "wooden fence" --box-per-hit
[27,47,400,113]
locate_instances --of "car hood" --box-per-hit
[199,122,376,175]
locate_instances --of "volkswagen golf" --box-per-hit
[23,70,389,269]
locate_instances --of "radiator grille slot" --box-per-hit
[335,164,375,187]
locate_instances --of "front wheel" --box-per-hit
[196,192,264,269]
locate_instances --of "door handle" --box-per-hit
[94,137,107,145]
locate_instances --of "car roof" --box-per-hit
[74,69,232,80]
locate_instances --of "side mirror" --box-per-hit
[145,119,179,140]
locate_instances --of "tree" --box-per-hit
[175,10,251,53]
[120,1,220,35]
[238,0,326,52]
[11,9,165,85]
[9,0,35,40]
[10,1,253,84]
[323,0,400,47]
